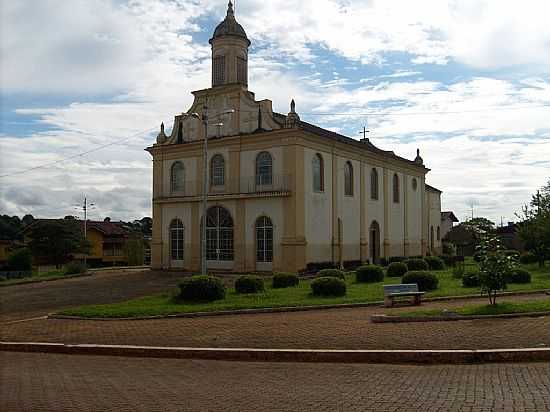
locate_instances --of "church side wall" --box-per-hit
[406,176,423,256]
[364,164,385,262]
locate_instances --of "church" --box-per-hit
[147,1,443,273]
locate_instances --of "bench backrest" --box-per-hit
[383,283,419,295]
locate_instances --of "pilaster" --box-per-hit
[383,167,390,257]
[360,160,368,262]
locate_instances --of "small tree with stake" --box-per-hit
[477,235,517,305]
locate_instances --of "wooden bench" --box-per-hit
[383,283,425,308]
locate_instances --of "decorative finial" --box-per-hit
[227,0,234,17]
[290,99,296,113]
[414,148,424,165]
[160,122,165,133]
[285,99,300,128]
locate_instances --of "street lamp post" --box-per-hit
[183,107,234,275]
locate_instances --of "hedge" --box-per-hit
[311,276,347,296]
[272,272,299,289]
[424,256,445,271]
[64,261,87,275]
[404,258,429,271]
[519,253,538,264]
[388,256,406,264]
[402,271,439,291]
[178,275,226,302]
[462,272,480,288]
[317,268,345,280]
[386,262,408,278]
[507,268,531,284]
[356,265,384,283]
[235,275,265,294]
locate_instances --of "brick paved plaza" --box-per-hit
[2,352,550,412]
[2,271,550,411]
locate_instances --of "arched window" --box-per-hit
[344,161,353,196]
[256,216,273,263]
[237,56,247,85]
[313,153,324,192]
[210,154,225,186]
[206,206,234,261]
[256,151,272,186]
[170,219,184,260]
[170,162,185,193]
[412,178,418,191]
[437,226,441,241]
[370,168,379,200]
[393,173,400,203]
[370,220,381,263]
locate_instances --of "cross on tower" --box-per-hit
[359,126,370,140]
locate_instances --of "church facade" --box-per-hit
[147,1,443,273]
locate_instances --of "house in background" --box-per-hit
[496,222,525,252]
[440,211,459,240]
[76,220,131,266]
[0,239,13,267]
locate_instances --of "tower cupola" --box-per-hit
[209,1,250,88]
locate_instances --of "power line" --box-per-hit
[0,127,157,179]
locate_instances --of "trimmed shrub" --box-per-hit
[305,261,336,273]
[508,268,531,284]
[7,248,32,271]
[317,268,345,280]
[519,253,538,265]
[452,265,465,279]
[404,258,429,271]
[178,275,226,302]
[424,256,445,271]
[379,257,389,267]
[272,272,299,289]
[356,265,384,283]
[388,256,406,264]
[462,271,480,287]
[386,262,408,278]
[402,271,439,291]
[64,261,87,275]
[311,276,346,297]
[235,275,265,294]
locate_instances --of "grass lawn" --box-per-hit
[0,269,69,286]
[395,299,550,318]
[58,262,550,318]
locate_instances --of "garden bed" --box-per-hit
[56,263,550,318]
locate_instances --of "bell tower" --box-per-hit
[209,1,251,88]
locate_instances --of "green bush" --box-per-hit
[507,268,531,284]
[178,275,226,302]
[462,272,480,287]
[519,253,538,264]
[64,261,87,275]
[386,262,408,278]
[402,271,439,291]
[388,256,406,263]
[379,257,389,267]
[7,248,32,271]
[504,250,520,259]
[356,265,384,283]
[311,276,346,297]
[424,256,445,270]
[235,275,265,294]
[317,268,345,280]
[452,265,465,279]
[272,272,299,289]
[404,258,429,271]
[440,254,455,267]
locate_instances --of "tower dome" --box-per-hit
[210,1,250,45]
[209,1,250,88]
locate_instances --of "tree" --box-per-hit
[477,235,516,305]
[22,214,34,226]
[7,248,32,271]
[28,220,89,268]
[462,217,495,244]
[0,215,23,240]
[517,179,550,267]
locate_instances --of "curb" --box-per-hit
[2,342,550,364]
[0,272,93,288]
[49,289,550,321]
[371,310,550,323]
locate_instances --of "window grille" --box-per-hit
[210,154,225,186]
[213,56,225,86]
[170,219,184,260]
[256,152,273,186]
[256,216,273,262]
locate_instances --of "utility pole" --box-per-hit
[75,197,95,267]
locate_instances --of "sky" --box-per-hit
[1,0,549,224]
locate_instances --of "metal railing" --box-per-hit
[166,174,292,197]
